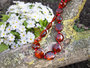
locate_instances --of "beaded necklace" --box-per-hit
[32,0,71,60]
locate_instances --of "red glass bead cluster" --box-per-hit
[31,0,71,60]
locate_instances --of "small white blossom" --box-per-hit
[21,38,27,44]
[8,34,15,41]
[26,20,35,28]
[19,25,26,32]
[20,32,26,39]
[11,43,18,49]
[1,31,7,37]
[6,26,12,33]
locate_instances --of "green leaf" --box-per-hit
[1,14,10,22]
[0,43,8,52]
[29,5,34,9]
[26,28,34,33]
[39,20,44,27]
[39,27,44,31]
[43,20,48,27]
[0,22,4,26]
[10,30,20,39]
[14,39,18,44]
[34,28,42,38]
[23,21,28,27]
[5,23,10,30]
[39,20,48,27]
[73,25,85,32]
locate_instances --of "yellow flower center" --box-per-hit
[11,36,13,39]
[30,38,32,40]
[3,33,5,35]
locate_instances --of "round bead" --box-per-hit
[55,23,63,32]
[40,30,47,38]
[34,36,42,43]
[44,51,55,60]
[32,43,40,49]
[46,22,52,30]
[59,2,66,8]
[35,48,44,59]
[56,15,63,22]
[56,8,63,14]
[53,43,62,53]
[56,33,64,42]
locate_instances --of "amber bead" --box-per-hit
[53,43,62,53]
[35,48,44,59]
[51,16,56,22]
[56,8,63,15]
[32,42,40,49]
[59,2,66,9]
[56,15,63,22]
[40,30,47,38]
[65,0,71,3]
[55,23,63,32]
[44,51,55,60]
[46,22,52,30]
[56,33,64,42]
[34,36,42,43]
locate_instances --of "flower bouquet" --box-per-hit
[0,1,54,49]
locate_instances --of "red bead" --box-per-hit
[55,23,63,32]
[53,43,62,53]
[56,8,63,15]
[40,30,47,38]
[32,42,40,49]
[59,2,66,9]
[44,51,55,60]
[51,16,56,22]
[46,22,52,30]
[65,0,71,3]
[35,48,44,59]
[56,33,64,42]
[34,36,42,43]
[56,15,63,22]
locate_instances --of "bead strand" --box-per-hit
[31,0,71,60]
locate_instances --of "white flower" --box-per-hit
[19,25,26,32]
[11,43,18,49]
[45,15,53,22]
[3,38,9,45]
[1,31,7,37]
[27,36,35,43]
[20,32,26,39]
[6,26,12,33]
[11,23,19,30]
[8,34,15,41]
[17,40,23,46]
[21,38,27,44]
[20,7,30,13]
[27,32,35,37]
[0,39,3,44]
[26,20,35,28]
[7,5,18,12]
[8,40,13,45]
[0,24,6,31]
[42,6,49,15]
[27,32,35,43]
